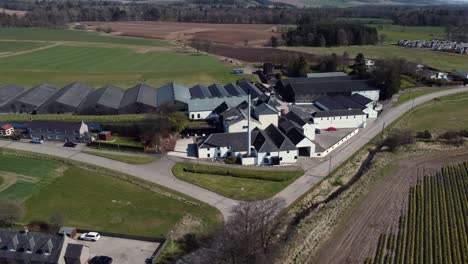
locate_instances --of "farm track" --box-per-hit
[313,147,468,264]
[0,42,61,58]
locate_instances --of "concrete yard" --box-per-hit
[314,128,356,150]
[75,235,159,264]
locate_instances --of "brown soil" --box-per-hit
[313,146,468,264]
[207,44,319,63]
[83,21,280,46]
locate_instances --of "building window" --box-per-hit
[294,156,297,159]
[287,151,290,153]
[47,129,52,133]
[217,147,220,150]
[217,153,221,157]
[197,114,200,118]
[266,152,270,156]
[191,114,194,119]
[207,154,211,158]
[207,148,210,151]
[280,157,283,161]
[74,130,79,134]
[346,116,348,119]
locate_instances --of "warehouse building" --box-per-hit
[119,83,158,114]
[11,83,60,114]
[0,84,25,113]
[28,120,90,142]
[156,82,191,112]
[78,85,124,115]
[37,82,93,114]
[276,76,380,103]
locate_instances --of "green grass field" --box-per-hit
[0,155,64,201]
[0,152,220,236]
[83,151,157,164]
[0,28,169,46]
[284,45,468,72]
[396,92,468,133]
[24,167,219,236]
[0,44,247,87]
[173,163,303,201]
[396,87,448,105]
[375,25,446,43]
[0,41,48,53]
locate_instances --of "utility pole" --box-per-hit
[411,98,415,110]
[247,91,251,157]
[170,230,174,255]
[381,121,386,138]
[328,155,332,176]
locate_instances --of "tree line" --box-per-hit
[0,0,467,28]
[283,23,378,47]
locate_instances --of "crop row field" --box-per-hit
[0,151,221,237]
[367,163,468,264]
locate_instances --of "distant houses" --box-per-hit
[397,39,468,55]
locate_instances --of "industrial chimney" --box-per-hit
[247,90,251,157]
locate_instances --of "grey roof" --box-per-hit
[264,124,297,151]
[0,230,64,263]
[315,95,345,111]
[16,83,59,107]
[77,87,106,111]
[224,83,246,97]
[97,85,124,109]
[254,102,278,116]
[221,102,261,126]
[237,80,263,99]
[313,109,365,118]
[332,95,366,110]
[207,84,227,98]
[285,127,307,145]
[190,85,211,99]
[350,93,373,105]
[252,130,278,153]
[28,120,85,131]
[58,227,76,235]
[55,82,93,108]
[120,83,157,108]
[282,78,379,97]
[306,72,348,78]
[64,244,84,259]
[284,110,307,127]
[279,76,353,86]
[0,85,25,106]
[157,82,190,106]
[288,104,321,117]
[278,117,297,134]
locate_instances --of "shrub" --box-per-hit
[0,201,24,226]
[438,131,460,140]
[168,112,189,133]
[331,178,344,186]
[224,156,238,165]
[383,129,414,151]
[416,130,432,139]
[444,137,465,147]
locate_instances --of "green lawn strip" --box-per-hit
[173,163,303,201]
[83,150,158,165]
[0,149,222,237]
[375,25,446,43]
[396,87,449,106]
[283,44,468,72]
[0,41,48,52]
[0,113,150,122]
[0,45,249,87]
[0,28,169,47]
[0,154,64,201]
[395,92,468,133]
[97,136,145,148]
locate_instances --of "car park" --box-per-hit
[79,232,101,241]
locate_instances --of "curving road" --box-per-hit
[0,86,466,220]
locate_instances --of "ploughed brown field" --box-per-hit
[208,44,319,63]
[84,21,281,46]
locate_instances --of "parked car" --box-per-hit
[79,232,101,241]
[315,129,321,134]
[30,137,44,144]
[63,141,77,148]
[89,256,113,264]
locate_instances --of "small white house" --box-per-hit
[0,124,14,136]
[312,110,367,129]
[222,102,279,133]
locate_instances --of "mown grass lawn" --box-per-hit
[173,163,303,201]
[23,167,220,236]
[0,45,248,87]
[396,87,449,105]
[0,154,63,201]
[284,44,468,72]
[0,41,48,53]
[0,28,169,46]
[375,25,446,43]
[396,92,468,133]
[83,150,158,165]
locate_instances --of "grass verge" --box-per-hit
[83,150,158,165]
[173,163,303,201]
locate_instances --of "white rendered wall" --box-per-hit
[312,128,359,157]
[189,111,212,120]
[352,90,380,101]
[313,114,367,129]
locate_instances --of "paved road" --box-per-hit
[0,140,238,220]
[274,86,468,205]
[0,86,466,220]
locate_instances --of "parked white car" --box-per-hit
[79,232,101,241]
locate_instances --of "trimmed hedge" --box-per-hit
[178,163,303,182]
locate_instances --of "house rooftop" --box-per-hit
[120,83,157,108]
[55,82,93,108]
[97,85,125,109]
[306,72,348,78]
[313,109,365,118]
[16,83,59,107]
[0,85,25,106]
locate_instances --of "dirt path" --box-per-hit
[0,42,62,58]
[313,147,468,264]
[0,171,40,192]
